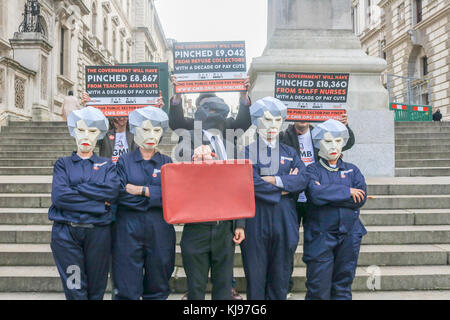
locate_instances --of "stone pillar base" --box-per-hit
[343,109,395,177]
[32,105,53,121]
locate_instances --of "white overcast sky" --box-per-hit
[154,0,268,106]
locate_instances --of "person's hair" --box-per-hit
[68,91,73,96]
[196,93,217,107]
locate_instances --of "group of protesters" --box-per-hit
[50,76,367,301]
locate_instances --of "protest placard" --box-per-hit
[274,71,350,121]
[85,65,160,116]
[173,41,247,93]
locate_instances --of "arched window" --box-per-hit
[92,2,97,36]
[407,45,429,105]
[408,46,427,78]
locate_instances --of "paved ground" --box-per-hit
[0,291,450,300]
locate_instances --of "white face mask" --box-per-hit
[74,120,101,153]
[318,132,345,161]
[134,120,163,150]
[256,111,283,141]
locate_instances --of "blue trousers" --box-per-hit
[50,222,111,300]
[241,199,299,300]
[112,211,176,300]
[303,231,363,300]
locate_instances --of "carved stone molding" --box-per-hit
[40,55,48,100]
[14,76,26,109]
[102,1,112,14]
[112,15,120,27]
[57,74,74,96]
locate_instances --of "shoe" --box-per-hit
[231,288,244,300]
[286,292,293,300]
[181,292,188,300]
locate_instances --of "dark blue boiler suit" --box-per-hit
[303,159,367,300]
[49,152,120,300]
[241,138,309,300]
[113,149,176,300]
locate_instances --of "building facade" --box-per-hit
[0,0,171,123]
[352,0,449,120]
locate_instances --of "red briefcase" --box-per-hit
[161,160,255,224]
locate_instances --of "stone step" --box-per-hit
[0,225,52,243]
[396,145,450,153]
[395,159,450,168]
[363,226,450,245]
[363,195,450,209]
[2,265,450,293]
[0,134,176,144]
[396,167,450,177]
[395,138,450,146]
[0,144,174,152]
[395,127,450,134]
[3,290,450,300]
[1,127,71,134]
[6,122,174,134]
[3,224,450,245]
[367,184,450,196]
[0,168,54,175]
[360,209,450,226]
[0,243,447,267]
[0,209,49,225]
[395,151,450,160]
[1,192,448,209]
[396,133,450,140]
[1,208,449,226]
[0,194,51,208]
[395,122,450,127]
[8,122,67,127]
[2,180,449,195]
[0,176,52,193]
[0,160,57,167]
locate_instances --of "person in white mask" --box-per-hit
[279,115,355,298]
[49,107,120,300]
[112,106,176,300]
[303,119,367,300]
[241,97,309,300]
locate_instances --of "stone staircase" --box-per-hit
[0,121,450,299]
[395,121,450,177]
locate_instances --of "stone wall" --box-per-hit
[356,0,450,120]
[0,0,171,121]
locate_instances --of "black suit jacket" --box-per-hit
[168,97,252,132]
[99,129,138,159]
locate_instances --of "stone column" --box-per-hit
[9,32,53,121]
[249,0,394,177]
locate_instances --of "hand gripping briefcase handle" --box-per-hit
[161,159,255,224]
